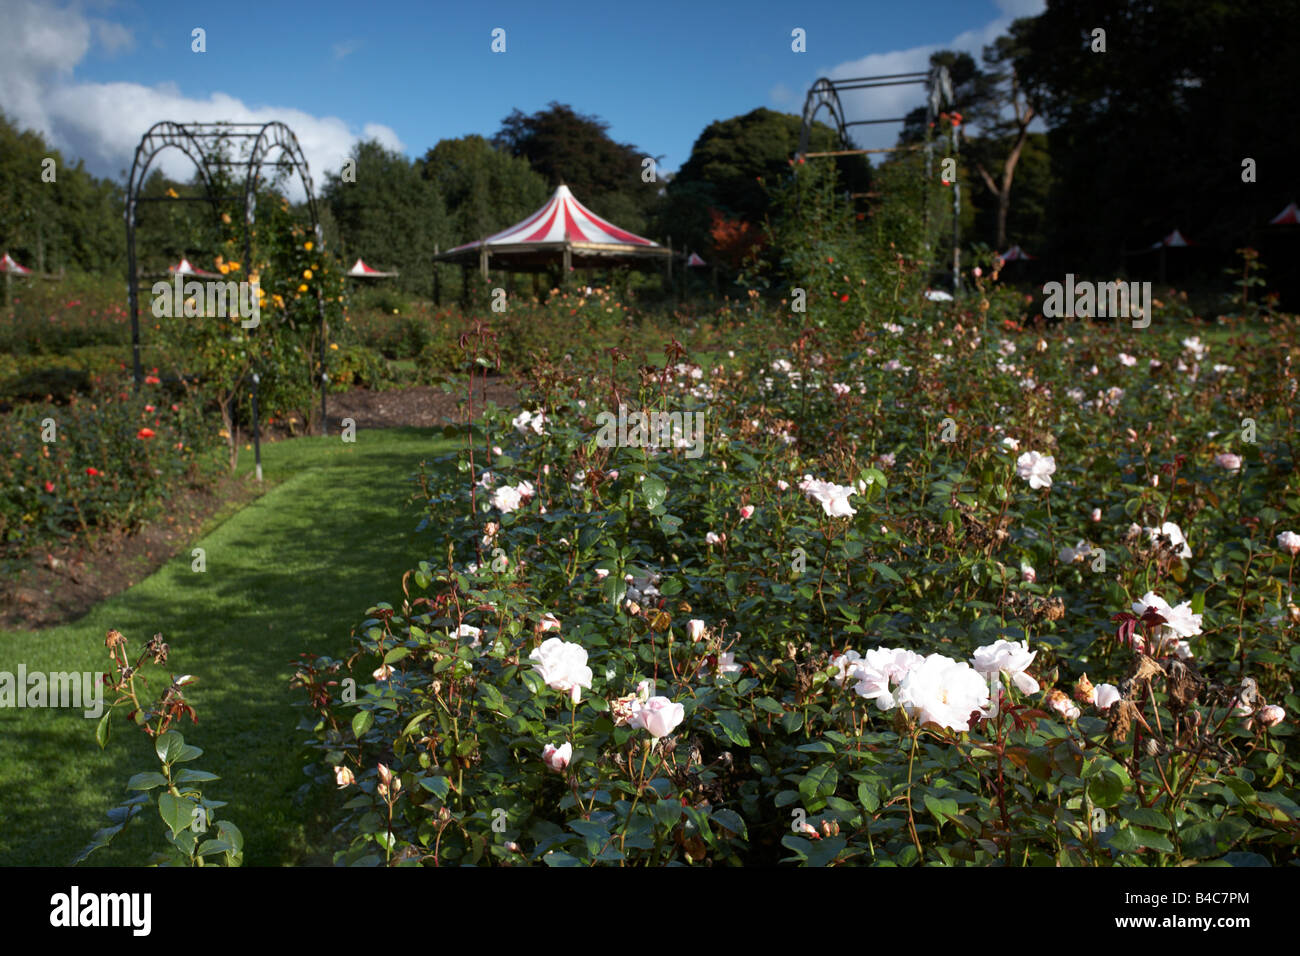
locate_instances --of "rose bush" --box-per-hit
[295,305,1298,866]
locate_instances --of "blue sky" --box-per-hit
[2,0,1044,189]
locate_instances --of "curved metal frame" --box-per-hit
[794,67,963,291]
[124,121,330,432]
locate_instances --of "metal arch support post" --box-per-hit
[124,122,225,391]
[240,121,329,435]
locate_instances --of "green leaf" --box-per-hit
[383,646,411,664]
[352,710,374,739]
[401,709,434,737]
[155,731,184,764]
[803,835,847,867]
[869,562,902,584]
[1120,806,1172,831]
[173,769,220,786]
[710,809,748,839]
[1087,770,1124,808]
[126,772,170,791]
[95,712,111,750]
[641,476,667,511]
[418,776,451,801]
[799,763,839,803]
[857,781,880,813]
[653,799,683,827]
[158,792,193,837]
[924,794,960,827]
[715,711,751,747]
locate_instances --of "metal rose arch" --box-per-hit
[124,120,331,433]
[794,67,962,290]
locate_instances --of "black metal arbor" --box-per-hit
[794,67,964,291]
[124,121,330,433]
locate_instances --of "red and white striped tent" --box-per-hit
[346,258,399,278]
[434,184,672,275]
[1,252,32,274]
[1269,202,1300,225]
[996,245,1035,262]
[168,257,220,278]
[1150,229,1194,249]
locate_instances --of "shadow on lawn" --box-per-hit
[0,431,459,866]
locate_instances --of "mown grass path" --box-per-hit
[0,427,455,865]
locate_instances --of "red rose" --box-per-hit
[137,427,156,439]
[44,481,55,493]
[840,293,850,302]
[144,376,161,385]
[86,467,100,476]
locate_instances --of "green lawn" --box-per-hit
[0,427,456,866]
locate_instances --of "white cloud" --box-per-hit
[790,0,1045,153]
[91,18,135,56]
[0,1,400,201]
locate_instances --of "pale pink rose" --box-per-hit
[595,568,610,579]
[687,619,706,642]
[542,741,572,772]
[1257,705,1286,728]
[776,479,790,491]
[1276,531,1300,556]
[1091,508,1102,522]
[1016,451,1056,490]
[1214,452,1242,471]
[1094,684,1121,710]
[1021,563,1037,583]
[705,531,724,545]
[373,664,394,681]
[539,612,561,632]
[716,651,742,675]
[739,505,755,520]
[628,696,685,738]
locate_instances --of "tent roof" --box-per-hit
[169,257,220,278]
[1152,229,1193,248]
[686,252,707,267]
[347,258,399,277]
[1,252,31,274]
[434,184,670,269]
[997,245,1034,261]
[1269,202,1300,225]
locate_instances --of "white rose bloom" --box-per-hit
[970,639,1040,695]
[491,484,523,513]
[1016,451,1057,490]
[528,637,593,695]
[895,653,991,732]
[851,647,926,711]
[1144,521,1192,558]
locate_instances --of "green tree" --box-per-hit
[663,108,866,265]
[492,102,658,234]
[1012,0,1300,271]
[322,140,446,295]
